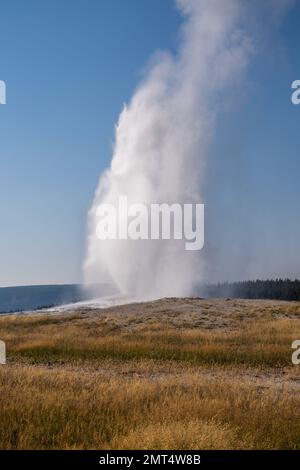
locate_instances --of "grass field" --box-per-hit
[1,298,300,449]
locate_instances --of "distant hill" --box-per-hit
[0,284,90,313]
[1,279,299,314]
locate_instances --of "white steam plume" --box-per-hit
[84,0,254,299]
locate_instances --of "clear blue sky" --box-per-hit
[0,0,299,287]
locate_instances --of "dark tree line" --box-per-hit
[202,279,300,301]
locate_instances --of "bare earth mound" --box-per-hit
[1,298,300,449]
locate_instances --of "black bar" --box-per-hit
[0,450,299,467]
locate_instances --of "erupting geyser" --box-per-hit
[84,0,254,300]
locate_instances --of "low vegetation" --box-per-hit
[0,298,300,449]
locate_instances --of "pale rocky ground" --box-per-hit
[59,297,300,330]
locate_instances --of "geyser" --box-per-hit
[84,0,254,299]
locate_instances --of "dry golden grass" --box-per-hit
[110,420,236,450]
[0,298,300,449]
